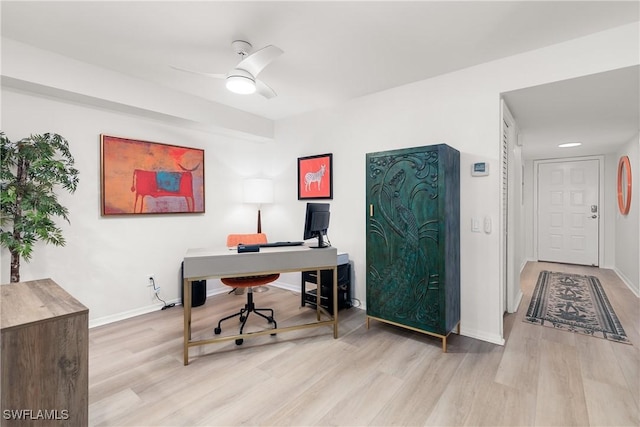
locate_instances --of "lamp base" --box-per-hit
[257,209,262,234]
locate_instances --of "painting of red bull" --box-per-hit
[101,135,205,215]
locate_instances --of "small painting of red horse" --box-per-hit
[101,135,205,215]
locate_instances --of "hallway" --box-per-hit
[501,261,639,426]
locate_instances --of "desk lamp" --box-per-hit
[243,178,274,293]
[243,178,274,233]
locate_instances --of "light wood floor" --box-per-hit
[88,262,639,426]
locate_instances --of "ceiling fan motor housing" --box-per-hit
[231,40,253,57]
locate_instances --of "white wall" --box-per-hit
[0,88,299,325]
[614,134,640,295]
[1,23,638,341]
[275,76,508,344]
[275,22,639,345]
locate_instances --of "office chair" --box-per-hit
[214,233,278,345]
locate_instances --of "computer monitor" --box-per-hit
[303,202,331,248]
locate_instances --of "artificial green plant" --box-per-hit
[0,132,79,283]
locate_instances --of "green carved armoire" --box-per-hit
[366,144,460,351]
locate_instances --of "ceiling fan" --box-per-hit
[172,40,283,99]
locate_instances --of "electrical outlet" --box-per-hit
[147,275,161,295]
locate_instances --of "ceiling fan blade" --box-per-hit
[237,45,283,78]
[256,79,277,99]
[170,65,225,79]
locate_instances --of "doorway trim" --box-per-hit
[533,155,605,267]
[501,101,522,315]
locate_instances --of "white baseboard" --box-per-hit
[90,280,509,350]
[89,281,297,328]
[460,327,505,346]
[613,267,640,298]
[270,280,301,293]
[508,290,524,314]
[89,300,181,328]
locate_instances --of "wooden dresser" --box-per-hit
[1,279,88,426]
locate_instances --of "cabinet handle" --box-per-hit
[370,204,374,217]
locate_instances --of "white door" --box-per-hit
[537,159,599,266]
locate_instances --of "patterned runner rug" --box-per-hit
[524,270,630,344]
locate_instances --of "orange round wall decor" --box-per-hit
[617,155,632,215]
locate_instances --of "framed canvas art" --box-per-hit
[100,135,205,215]
[298,153,333,200]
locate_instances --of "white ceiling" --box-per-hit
[2,1,639,158]
[504,65,639,159]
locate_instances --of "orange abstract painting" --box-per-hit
[100,135,205,215]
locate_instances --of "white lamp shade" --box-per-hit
[243,178,274,204]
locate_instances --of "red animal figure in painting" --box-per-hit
[130,164,199,213]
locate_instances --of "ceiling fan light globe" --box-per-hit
[226,75,256,95]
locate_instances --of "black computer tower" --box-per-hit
[301,262,351,310]
[181,262,207,307]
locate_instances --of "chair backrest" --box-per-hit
[226,233,268,247]
[222,233,279,287]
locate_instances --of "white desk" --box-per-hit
[182,244,338,365]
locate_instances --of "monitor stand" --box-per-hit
[310,233,330,249]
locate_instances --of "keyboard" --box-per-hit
[259,241,304,248]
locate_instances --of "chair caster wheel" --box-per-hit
[214,327,221,335]
[235,338,244,345]
[270,333,277,336]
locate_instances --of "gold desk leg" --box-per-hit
[316,268,321,321]
[183,278,192,366]
[333,266,338,339]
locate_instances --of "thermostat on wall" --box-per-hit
[471,162,489,177]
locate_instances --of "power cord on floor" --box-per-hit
[149,277,175,310]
